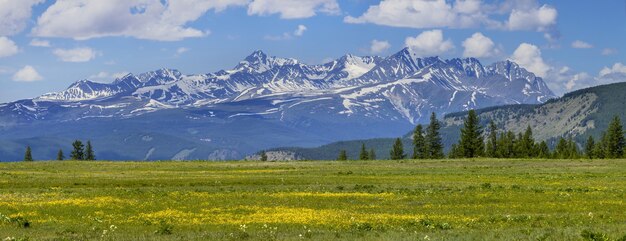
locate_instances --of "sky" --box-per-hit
[0,0,625,103]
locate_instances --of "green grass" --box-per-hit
[0,159,625,240]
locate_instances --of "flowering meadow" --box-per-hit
[0,159,624,240]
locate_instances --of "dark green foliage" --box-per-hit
[425,112,444,159]
[497,131,516,158]
[536,141,551,158]
[337,150,348,161]
[70,140,84,160]
[24,146,33,162]
[389,138,406,160]
[85,141,95,161]
[260,150,268,161]
[605,116,625,158]
[485,120,498,158]
[448,144,463,158]
[369,148,376,160]
[555,137,580,159]
[580,230,610,241]
[56,149,64,161]
[359,143,369,160]
[585,136,595,159]
[412,124,426,159]
[518,126,535,158]
[458,110,484,158]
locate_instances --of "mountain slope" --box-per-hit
[270,82,626,160]
[0,48,556,161]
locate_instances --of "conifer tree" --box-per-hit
[260,150,268,161]
[485,120,498,158]
[57,149,64,161]
[606,116,625,158]
[448,144,463,158]
[594,132,608,159]
[85,141,95,161]
[519,126,536,158]
[70,140,84,160]
[555,137,569,159]
[425,112,444,159]
[390,138,406,160]
[536,141,551,158]
[359,143,369,160]
[24,146,33,162]
[337,150,348,161]
[458,110,484,158]
[584,136,595,159]
[369,148,376,160]
[412,124,426,159]
[566,137,580,159]
[497,131,516,158]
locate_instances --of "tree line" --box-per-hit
[337,110,625,160]
[23,140,96,161]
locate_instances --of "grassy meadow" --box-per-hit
[0,159,625,240]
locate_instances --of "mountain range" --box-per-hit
[0,48,555,161]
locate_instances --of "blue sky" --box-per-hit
[0,0,625,103]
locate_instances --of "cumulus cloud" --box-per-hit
[510,43,550,78]
[548,63,626,95]
[405,30,454,57]
[462,32,501,58]
[0,37,19,57]
[599,63,626,77]
[265,25,308,40]
[29,38,51,47]
[370,40,391,54]
[32,0,247,41]
[13,65,43,82]
[53,47,98,62]
[571,40,593,49]
[293,25,307,36]
[0,0,45,36]
[345,0,559,41]
[248,0,339,19]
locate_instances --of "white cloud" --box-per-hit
[53,47,98,62]
[0,0,44,36]
[248,0,339,19]
[599,63,626,77]
[345,0,559,41]
[294,25,307,37]
[0,37,19,57]
[32,0,247,41]
[510,43,550,78]
[571,40,593,49]
[13,65,43,82]
[370,40,391,54]
[265,25,308,41]
[601,48,617,56]
[29,38,51,47]
[404,30,454,57]
[462,32,500,58]
[176,47,190,55]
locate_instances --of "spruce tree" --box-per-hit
[584,136,595,159]
[24,146,33,162]
[359,143,369,160]
[485,120,498,158]
[57,149,64,161]
[260,150,268,161]
[555,137,568,159]
[369,148,376,160]
[606,116,625,158]
[337,150,348,161]
[448,144,463,158]
[425,112,444,159]
[458,110,484,158]
[594,132,608,159]
[390,138,406,160]
[412,124,426,159]
[567,137,580,159]
[70,140,84,160]
[85,141,95,161]
[536,141,551,158]
[519,126,536,158]
[497,131,516,158]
